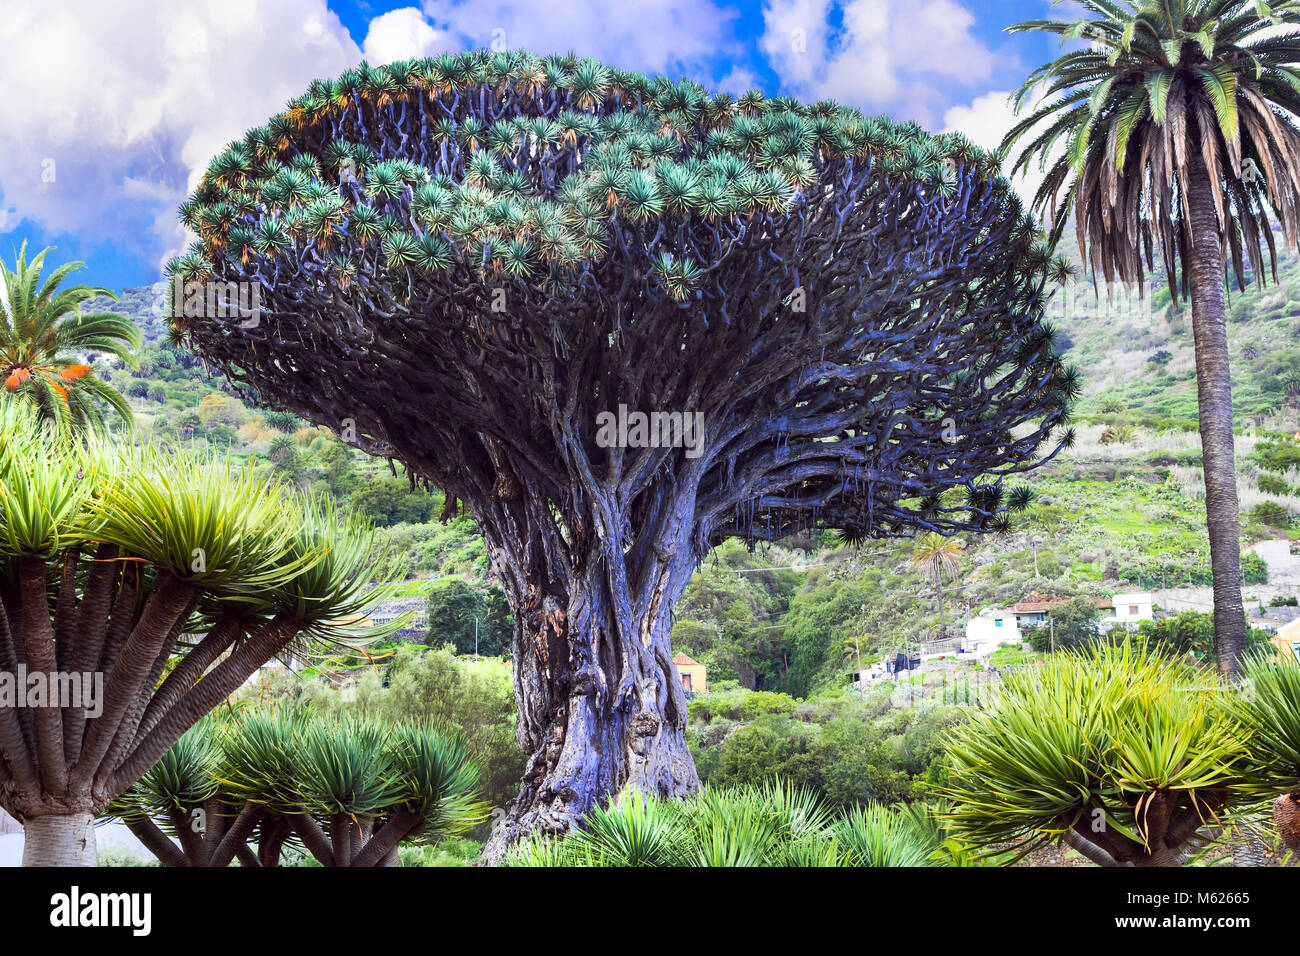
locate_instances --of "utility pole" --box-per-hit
[1049,617,1055,654]
[474,617,479,659]
[854,636,865,702]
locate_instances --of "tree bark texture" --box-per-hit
[0,551,299,866]
[1185,145,1247,677]
[479,486,701,863]
[21,812,96,867]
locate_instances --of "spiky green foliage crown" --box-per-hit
[168,49,1058,303]
[170,48,1078,544]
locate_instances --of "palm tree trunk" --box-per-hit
[1187,149,1268,868]
[937,568,946,639]
[21,813,96,866]
[1185,149,1247,677]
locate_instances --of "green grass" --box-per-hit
[386,579,433,598]
[988,645,1037,667]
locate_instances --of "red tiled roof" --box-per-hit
[1015,598,1113,613]
[673,652,701,667]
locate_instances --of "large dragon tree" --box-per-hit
[172,50,1077,858]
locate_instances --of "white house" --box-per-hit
[965,591,1155,653]
[964,608,1022,656]
[1014,591,1154,629]
[1101,592,1155,628]
[1251,539,1296,583]
[966,608,1021,644]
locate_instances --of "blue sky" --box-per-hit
[0,0,1073,292]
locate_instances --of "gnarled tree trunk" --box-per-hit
[478,485,701,863]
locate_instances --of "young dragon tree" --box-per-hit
[943,642,1257,867]
[172,50,1077,859]
[0,402,394,864]
[109,710,486,867]
[945,641,1300,865]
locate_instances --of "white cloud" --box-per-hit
[714,66,765,99]
[941,85,1054,208]
[0,0,749,280]
[759,0,997,128]
[418,0,740,79]
[362,7,456,64]
[0,0,361,273]
[940,89,1016,152]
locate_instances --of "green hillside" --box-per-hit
[80,267,1300,704]
[1052,240,1300,427]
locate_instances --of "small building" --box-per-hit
[1252,604,1300,633]
[1105,592,1156,627]
[852,661,888,686]
[1012,591,1153,629]
[965,608,1022,654]
[1273,617,1300,663]
[1250,540,1296,583]
[364,596,428,641]
[672,652,707,694]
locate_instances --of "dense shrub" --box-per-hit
[1024,597,1101,652]
[1253,440,1300,474]
[506,783,945,867]
[743,691,799,719]
[351,474,440,526]
[688,685,963,811]
[1252,500,1291,528]
[1119,552,1267,588]
[1244,551,1270,584]
[1258,474,1293,496]
[426,577,513,656]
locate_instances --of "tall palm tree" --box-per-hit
[910,533,965,639]
[1003,0,1300,678]
[0,241,140,435]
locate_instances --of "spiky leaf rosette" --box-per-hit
[943,642,1253,865]
[174,49,1075,547]
[0,400,406,832]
